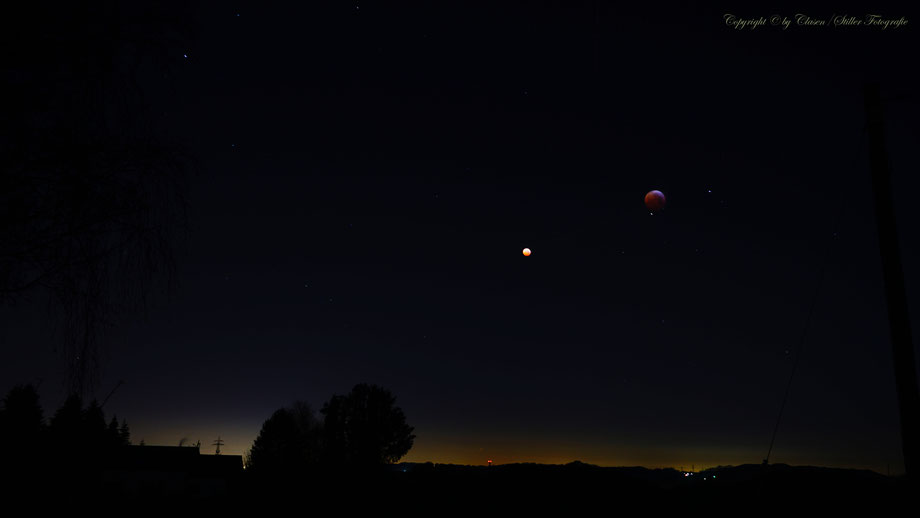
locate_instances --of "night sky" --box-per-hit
[3,1,920,474]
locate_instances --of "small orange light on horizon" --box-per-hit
[522,248,531,257]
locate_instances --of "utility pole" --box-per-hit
[865,83,920,479]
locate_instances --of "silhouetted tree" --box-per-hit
[289,400,324,465]
[320,393,348,466]
[83,400,107,450]
[108,417,121,444]
[119,419,131,445]
[247,401,323,474]
[321,384,415,468]
[247,409,301,472]
[2,391,76,495]
[106,415,130,447]
[0,384,49,494]
[45,393,131,469]
[0,1,198,395]
[49,394,85,451]
[0,384,46,470]
[0,384,45,441]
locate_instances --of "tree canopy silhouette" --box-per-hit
[248,386,415,475]
[0,384,45,453]
[246,401,323,474]
[0,1,197,395]
[0,383,130,477]
[321,383,415,467]
[48,393,131,455]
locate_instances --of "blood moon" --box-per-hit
[644,190,666,212]
[522,248,532,257]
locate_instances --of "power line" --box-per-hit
[762,129,856,466]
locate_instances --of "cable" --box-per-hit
[762,127,861,466]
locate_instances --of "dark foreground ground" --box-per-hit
[10,461,915,511]
[304,462,915,511]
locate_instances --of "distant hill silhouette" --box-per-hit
[358,461,908,511]
[234,459,910,512]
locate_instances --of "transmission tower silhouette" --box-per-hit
[212,436,225,455]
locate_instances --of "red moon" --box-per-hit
[644,190,666,212]
[522,248,532,257]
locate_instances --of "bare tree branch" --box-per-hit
[1,1,197,396]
